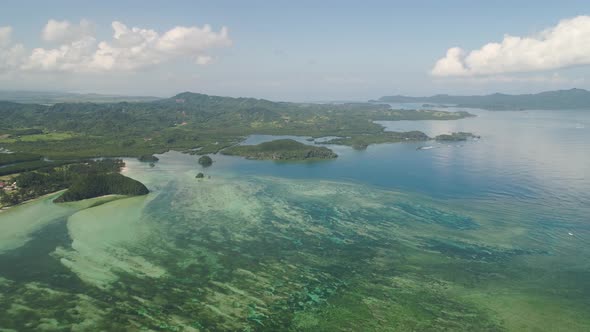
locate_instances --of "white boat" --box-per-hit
[417,146,434,150]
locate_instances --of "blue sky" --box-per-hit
[1,0,589,101]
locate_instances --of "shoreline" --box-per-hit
[0,192,130,216]
[0,189,66,214]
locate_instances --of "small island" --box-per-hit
[221,139,337,161]
[138,155,159,162]
[319,131,430,150]
[435,132,480,141]
[198,155,213,167]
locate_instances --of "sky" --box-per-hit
[1,0,590,101]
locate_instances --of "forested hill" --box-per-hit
[377,88,590,110]
[0,92,472,159]
[0,92,470,135]
[159,91,292,112]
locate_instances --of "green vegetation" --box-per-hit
[138,155,159,162]
[222,139,338,160]
[435,132,480,141]
[55,173,149,202]
[198,155,213,167]
[0,92,473,159]
[0,160,78,177]
[0,91,475,205]
[0,132,74,144]
[320,131,429,149]
[4,128,44,136]
[378,88,590,110]
[0,159,146,207]
[0,152,42,166]
[196,172,205,179]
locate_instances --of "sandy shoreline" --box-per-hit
[0,190,66,214]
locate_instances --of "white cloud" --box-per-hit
[0,45,25,72]
[0,19,232,73]
[41,19,94,43]
[0,27,26,72]
[432,15,590,76]
[24,37,97,71]
[0,26,12,46]
[88,22,230,71]
[157,25,231,54]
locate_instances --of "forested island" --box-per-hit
[435,132,480,141]
[222,139,338,160]
[319,131,430,150]
[198,155,213,167]
[138,155,159,162]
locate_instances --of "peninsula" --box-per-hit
[55,173,149,203]
[0,159,148,208]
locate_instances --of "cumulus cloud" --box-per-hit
[0,27,26,72]
[41,19,94,43]
[0,19,231,73]
[0,26,12,46]
[432,15,590,76]
[87,22,230,71]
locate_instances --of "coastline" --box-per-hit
[0,192,130,216]
[0,190,66,214]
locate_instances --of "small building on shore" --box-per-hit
[2,182,16,192]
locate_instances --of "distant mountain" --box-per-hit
[377,88,590,110]
[0,90,161,104]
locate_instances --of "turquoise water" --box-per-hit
[0,108,589,331]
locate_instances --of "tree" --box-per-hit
[198,155,213,167]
